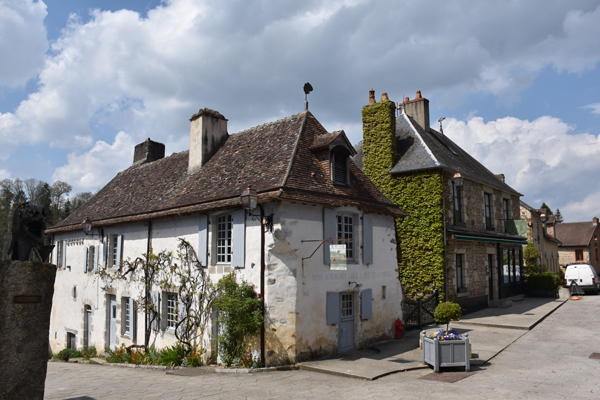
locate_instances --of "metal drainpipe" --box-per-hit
[259,205,266,367]
[441,170,448,302]
[145,220,152,347]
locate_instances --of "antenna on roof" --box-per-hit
[438,117,446,134]
[304,82,313,111]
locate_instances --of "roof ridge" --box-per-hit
[281,111,309,188]
[233,112,304,136]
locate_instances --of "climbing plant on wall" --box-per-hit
[362,100,445,300]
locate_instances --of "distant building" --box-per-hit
[552,217,600,273]
[355,90,527,315]
[519,201,560,273]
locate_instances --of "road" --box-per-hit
[44,295,600,399]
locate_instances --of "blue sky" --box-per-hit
[1,0,600,222]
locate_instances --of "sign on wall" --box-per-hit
[329,244,347,270]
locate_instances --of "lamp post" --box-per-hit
[240,186,273,367]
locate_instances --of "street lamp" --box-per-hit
[453,171,463,187]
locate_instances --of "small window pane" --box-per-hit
[166,293,177,329]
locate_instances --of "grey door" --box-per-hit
[338,292,354,353]
[108,295,116,350]
[84,305,92,349]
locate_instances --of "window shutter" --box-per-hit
[177,296,187,335]
[198,214,208,267]
[120,298,126,335]
[61,241,66,269]
[362,214,374,265]
[117,234,123,267]
[130,297,136,342]
[326,291,339,325]
[360,288,372,319]
[93,245,99,272]
[52,241,57,265]
[83,247,88,273]
[102,236,107,268]
[231,209,246,268]
[323,208,336,264]
[151,291,160,332]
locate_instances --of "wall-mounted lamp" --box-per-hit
[240,186,273,233]
[348,281,362,289]
[453,172,463,187]
[82,216,104,240]
[540,213,548,223]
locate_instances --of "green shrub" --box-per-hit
[56,348,82,361]
[525,271,561,290]
[105,345,131,363]
[434,302,462,332]
[158,344,185,367]
[82,345,97,360]
[213,273,263,367]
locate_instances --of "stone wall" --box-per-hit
[0,261,57,400]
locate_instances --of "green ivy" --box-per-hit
[362,101,445,300]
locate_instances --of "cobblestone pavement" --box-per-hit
[45,295,600,400]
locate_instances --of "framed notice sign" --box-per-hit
[330,244,347,270]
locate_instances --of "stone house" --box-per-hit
[519,201,560,274]
[45,108,407,366]
[552,217,600,273]
[354,90,527,315]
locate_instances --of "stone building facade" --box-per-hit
[553,217,600,274]
[519,201,561,274]
[355,90,527,315]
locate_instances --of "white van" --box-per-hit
[564,263,600,295]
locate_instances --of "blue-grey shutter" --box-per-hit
[198,214,208,267]
[52,240,57,265]
[102,236,107,268]
[323,208,336,264]
[231,209,246,268]
[151,291,160,331]
[83,247,88,273]
[177,296,187,335]
[130,297,136,342]
[362,214,374,265]
[61,241,66,269]
[117,234,123,267]
[93,245,99,272]
[326,291,339,325]
[360,289,372,319]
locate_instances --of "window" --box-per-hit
[217,214,232,263]
[336,213,354,260]
[122,297,131,335]
[453,183,465,226]
[107,234,123,268]
[331,149,349,186]
[502,198,510,232]
[87,246,95,273]
[484,193,494,230]
[575,249,584,262]
[56,240,65,268]
[166,293,178,329]
[456,254,464,292]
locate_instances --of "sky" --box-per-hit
[1,0,600,223]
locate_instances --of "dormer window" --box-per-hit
[331,148,350,186]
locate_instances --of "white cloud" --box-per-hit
[0,0,48,87]
[583,103,600,115]
[52,131,135,192]
[446,115,600,222]
[0,169,11,180]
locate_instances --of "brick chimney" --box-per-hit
[133,138,165,165]
[399,90,430,130]
[593,217,598,226]
[188,108,229,175]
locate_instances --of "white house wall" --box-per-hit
[48,202,403,366]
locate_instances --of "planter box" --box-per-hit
[422,331,470,372]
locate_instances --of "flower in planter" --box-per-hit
[429,328,463,341]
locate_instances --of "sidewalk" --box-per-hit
[297,297,566,380]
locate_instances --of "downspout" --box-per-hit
[145,220,152,347]
[441,170,448,302]
[260,205,266,367]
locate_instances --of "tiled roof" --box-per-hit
[48,111,405,233]
[554,221,597,247]
[353,111,521,196]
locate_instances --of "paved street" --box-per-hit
[45,295,600,399]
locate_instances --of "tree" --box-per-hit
[433,302,462,333]
[540,203,553,216]
[555,208,564,223]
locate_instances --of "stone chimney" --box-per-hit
[399,90,430,130]
[133,138,165,165]
[593,217,598,226]
[188,108,229,175]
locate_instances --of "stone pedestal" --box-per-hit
[0,261,57,400]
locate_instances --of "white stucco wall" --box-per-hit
[48,202,403,365]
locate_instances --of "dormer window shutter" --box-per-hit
[332,149,349,186]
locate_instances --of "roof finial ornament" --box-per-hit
[438,117,446,134]
[304,82,313,111]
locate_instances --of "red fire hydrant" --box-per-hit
[395,319,404,339]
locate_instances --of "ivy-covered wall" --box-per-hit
[362,100,445,300]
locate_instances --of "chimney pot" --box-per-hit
[381,93,389,102]
[593,217,598,225]
[404,97,409,103]
[496,174,505,183]
[368,89,376,105]
[416,90,422,99]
